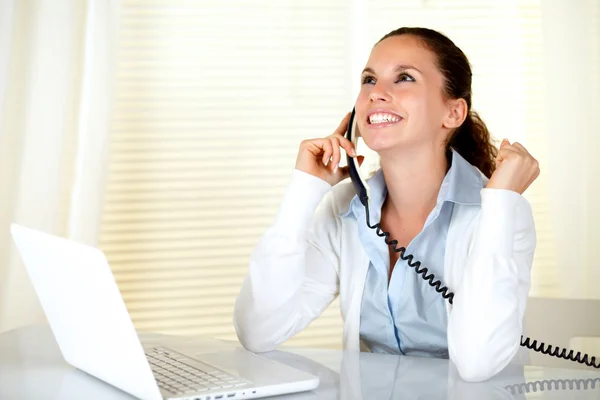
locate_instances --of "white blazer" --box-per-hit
[234,168,536,382]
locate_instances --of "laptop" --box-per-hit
[10,224,319,400]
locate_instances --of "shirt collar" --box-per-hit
[339,147,483,218]
[441,147,484,205]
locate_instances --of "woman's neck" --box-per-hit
[379,147,449,221]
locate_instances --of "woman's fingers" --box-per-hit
[321,139,333,166]
[329,137,341,172]
[294,112,361,187]
[336,134,357,157]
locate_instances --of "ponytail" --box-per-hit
[447,110,497,179]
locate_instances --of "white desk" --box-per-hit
[2,325,600,399]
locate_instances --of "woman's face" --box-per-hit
[355,35,455,155]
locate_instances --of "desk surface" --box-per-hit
[2,325,600,399]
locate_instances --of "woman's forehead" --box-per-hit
[367,35,437,73]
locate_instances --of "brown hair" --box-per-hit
[378,27,497,178]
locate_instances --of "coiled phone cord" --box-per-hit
[504,378,600,395]
[364,204,600,369]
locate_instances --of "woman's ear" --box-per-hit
[442,98,468,129]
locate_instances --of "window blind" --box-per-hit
[99,0,351,348]
[99,0,562,350]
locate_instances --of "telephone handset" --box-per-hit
[345,108,370,208]
[344,107,600,369]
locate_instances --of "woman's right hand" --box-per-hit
[295,112,364,186]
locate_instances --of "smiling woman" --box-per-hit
[234,26,538,382]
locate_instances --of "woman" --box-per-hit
[233,27,539,382]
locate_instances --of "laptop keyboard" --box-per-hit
[146,347,249,396]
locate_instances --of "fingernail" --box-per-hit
[324,158,329,166]
[334,163,339,173]
[350,148,357,156]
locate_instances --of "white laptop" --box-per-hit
[10,224,319,400]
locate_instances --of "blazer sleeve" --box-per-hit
[447,187,536,382]
[233,169,341,352]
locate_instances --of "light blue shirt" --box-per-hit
[339,148,484,357]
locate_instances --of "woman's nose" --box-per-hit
[369,82,391,102]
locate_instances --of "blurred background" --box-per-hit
[0,0,598,350]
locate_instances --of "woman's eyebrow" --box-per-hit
[395,64,422,73]
[362,65,422,75]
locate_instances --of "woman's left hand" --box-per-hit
[486,139,540,195]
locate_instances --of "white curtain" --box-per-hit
[0,0,121,333]
[541,0,600,299]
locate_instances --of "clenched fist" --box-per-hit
[486,139,540,194]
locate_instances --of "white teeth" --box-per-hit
[368,113,401,124]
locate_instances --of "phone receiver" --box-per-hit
[345,108,370,207]
[344,107,600,369]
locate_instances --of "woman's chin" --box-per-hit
[362,137,405,153]
[361,126,406,150]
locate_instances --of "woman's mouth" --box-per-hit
[367,112,403,127]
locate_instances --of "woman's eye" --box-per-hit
[362,76,375,84]
[362,74,414,85]
[397,73,415,83]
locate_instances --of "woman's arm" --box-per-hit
[447,188,536,382]
[233,169,341,352]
